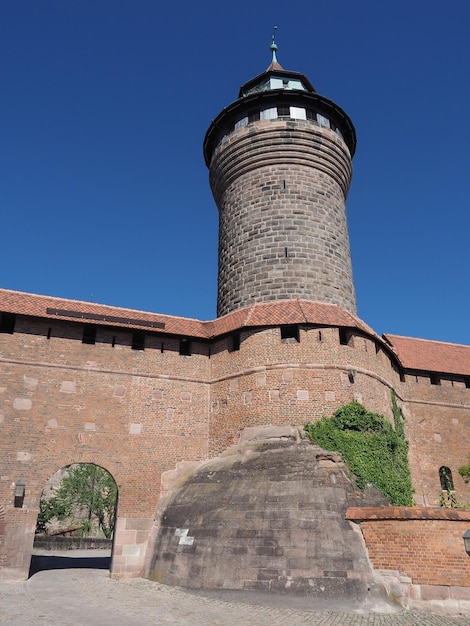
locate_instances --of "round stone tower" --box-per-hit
[204,37,358,317]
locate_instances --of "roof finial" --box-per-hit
[270,26,278,64]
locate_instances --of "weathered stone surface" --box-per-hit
[145,433,388,599]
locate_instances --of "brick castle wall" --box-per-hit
[1,314,470,578]
[347,507,470,588]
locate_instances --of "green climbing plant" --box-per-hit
[304,392,414,506]
[458,457,470,484]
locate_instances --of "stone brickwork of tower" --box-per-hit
[204,47,358,317]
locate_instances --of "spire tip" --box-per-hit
[270,26,278,64]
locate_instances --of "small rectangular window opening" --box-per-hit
[230,333,240,352]
[132,332,145,351]
[281,325,299,343]
[465,378,470,389]
[179,338,191,356]
[82,324,96,345]
[0,313,16,334]
[318,330,322,342]
[248,110,260,123]
[47,327,52,340]
[430,373,441,386]
[277,105,290,118]
[339,328,353,346]
[112,336,116,348]
[400,371,406,383]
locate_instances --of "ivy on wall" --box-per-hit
[304,392,414,506]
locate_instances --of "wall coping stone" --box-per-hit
[346,505,470,522]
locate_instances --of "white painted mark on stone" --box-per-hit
[175,528,194,545]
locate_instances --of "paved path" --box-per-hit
[1,551,470,625]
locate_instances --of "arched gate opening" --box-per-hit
[30,463,118,577]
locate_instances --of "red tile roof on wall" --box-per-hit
[0,288,376,340]
[1,288,469,376]
[384,334,470,377]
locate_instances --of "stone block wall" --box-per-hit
[209,120,356,316]
[146,430,389,596]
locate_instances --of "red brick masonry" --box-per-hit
[346,506,470,587]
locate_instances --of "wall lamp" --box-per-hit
[463,530,470,555]
[14,478,25,508]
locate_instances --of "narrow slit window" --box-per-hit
[132,332,145,351]
[0,313,16,334]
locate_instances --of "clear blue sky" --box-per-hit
[2,1,469,345]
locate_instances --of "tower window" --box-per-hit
[277,105,290,118]
[179,338,191,356]
[132,332,145,351]
[82,325,96,345]
[280,325,299,343]
[317,113,330,128]
[0,313,16,334]
[430,373,441,386]
[248,110,260,123]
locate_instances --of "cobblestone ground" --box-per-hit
[1,554,470,626]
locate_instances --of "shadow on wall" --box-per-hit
[29,554,111,578]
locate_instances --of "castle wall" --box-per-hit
[0,318,211,579]
[208,326,401,455]
[400,376,470,507]
[347,507,470,613]
[2,314,470,580]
